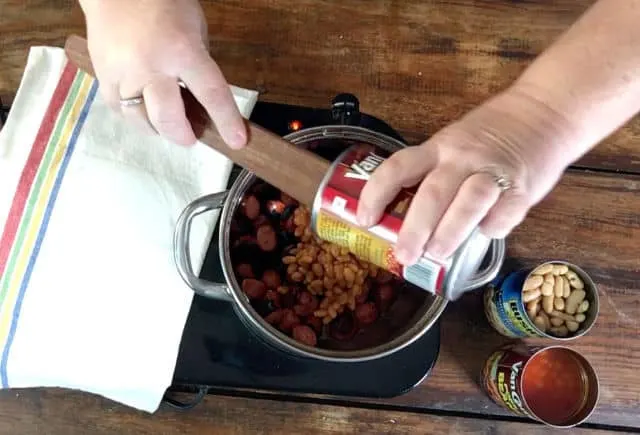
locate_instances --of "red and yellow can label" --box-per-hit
[313,143,447,294]
[315,211,402,274]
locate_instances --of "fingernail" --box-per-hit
[427,243,446,261]
[356,206,374,227]
[228,130,247,148]
[357,214,374,227]
[395,247,418,265]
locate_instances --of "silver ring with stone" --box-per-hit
[493,174,513,192]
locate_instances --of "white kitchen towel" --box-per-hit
[0,47,258,412]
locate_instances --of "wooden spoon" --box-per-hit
[63,34,329,206]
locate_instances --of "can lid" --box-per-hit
[443,229,494,300]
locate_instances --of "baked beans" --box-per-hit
[230,180,401,348]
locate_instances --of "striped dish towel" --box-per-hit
[0,47,258,412]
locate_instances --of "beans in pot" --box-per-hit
[231,180,405,348]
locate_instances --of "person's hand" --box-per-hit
[79,0,247,148]
[356,89,575,265]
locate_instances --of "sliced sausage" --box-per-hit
[242,278,266,299]
[355,302,378,325]
[256,224,278,252]
[241,194,261,220]
[279,309,301,332]
[262,269,281,289]
[265,309,284,325]
[374,284,395,311]
[236,263,254,279]
[292,324,317,347]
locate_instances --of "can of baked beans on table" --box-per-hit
[310,142,505,301]
[483,261,599,340]
[481,343,600,428]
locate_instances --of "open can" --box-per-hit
[310,141,505,301]
[484,260,599,340]
[481,343,600,428]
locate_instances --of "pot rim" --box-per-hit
[218,125,449,362]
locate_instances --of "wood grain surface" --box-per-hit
[0,389,630,435]
[2,0,640,432]
[2,0,639,173]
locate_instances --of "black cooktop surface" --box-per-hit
[170,94,441,399]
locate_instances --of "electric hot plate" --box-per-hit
[169,94,441,402]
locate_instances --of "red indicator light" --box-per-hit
[288,120,303,131]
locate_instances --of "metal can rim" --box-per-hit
[443,229,505,299]
[519,345,601,428]
[522,260,600,341]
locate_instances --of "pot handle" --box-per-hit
[461,238,506,292]
[173,191,233,301]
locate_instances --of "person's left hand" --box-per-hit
[80,0,247,148]
[356,88,575,265]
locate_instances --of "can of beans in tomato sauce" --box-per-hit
[310,142,505,301]
[481,343,599,428]
[483,260,599,340]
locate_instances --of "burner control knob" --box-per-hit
[331,93,361,125]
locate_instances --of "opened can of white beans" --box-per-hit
[484,260,599,340]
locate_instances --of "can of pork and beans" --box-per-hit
[309,142,495,301]
[483,260,599,340]
[481,343,600,428]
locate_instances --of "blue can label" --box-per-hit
[484,269,543,338]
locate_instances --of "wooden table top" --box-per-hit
[2,0,639,433]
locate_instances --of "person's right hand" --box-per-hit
[356,88,577,265]
[79,0,247,148]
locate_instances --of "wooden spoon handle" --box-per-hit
[63,34,329,206]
